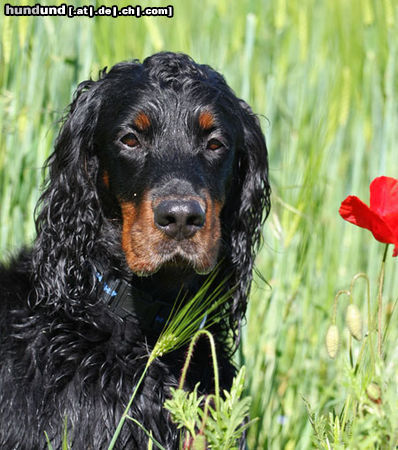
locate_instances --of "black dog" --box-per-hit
[0,52,270,449]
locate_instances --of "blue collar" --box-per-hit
[95,272,173,333]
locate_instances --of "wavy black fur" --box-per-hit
[0,52,270,449]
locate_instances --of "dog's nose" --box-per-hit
[154,199,205,240]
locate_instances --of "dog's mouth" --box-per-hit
[129,247,216,277]
[158,249,216,275]
[120,193,222,277]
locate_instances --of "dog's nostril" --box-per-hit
[166,215,177,224]
[186,213,205,227]
[156,213,176,227]
[154,199,205,240]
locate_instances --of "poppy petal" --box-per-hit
[339,195,395,244]
[383,211,398,243]
[387,212,398,258]
[370,176,398,218]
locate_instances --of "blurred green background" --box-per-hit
[1,0,398,448]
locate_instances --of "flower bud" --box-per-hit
[366,382,381,404]
[192,434,207,450]
[326,324,339,359]
[346,304,363,341]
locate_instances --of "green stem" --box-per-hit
[354,334,368,375]
[340,394,351,434]
[125,416,167,450]
[350,273,375,373]
[44,432,54,450]
[332,290,351,324]
[377,244,389,358]
[179,329,220,411]
[199,395,213,433]
[348,334,353,368]
[382,295,398,346]
[108,362,150,450]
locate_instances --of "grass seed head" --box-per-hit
[346,304,363,341]
[151,334,178,360]
[326,324,339,359]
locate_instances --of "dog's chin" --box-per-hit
[129,252,216,277]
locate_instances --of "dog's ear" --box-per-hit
[31,78,106,310]
[223,99,271,337]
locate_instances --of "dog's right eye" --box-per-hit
[120,133,140,149]
[206,138,224,151]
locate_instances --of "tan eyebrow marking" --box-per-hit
[134,112,151,131]
[102,170,110,188]
[198,110,215,130]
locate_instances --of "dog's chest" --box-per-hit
[2,322,180,449]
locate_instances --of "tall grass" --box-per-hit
[1,0,398,448]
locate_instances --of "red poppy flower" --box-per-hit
[339,176,398,257]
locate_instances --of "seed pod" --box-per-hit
[346,304,363,341]
[326,324,339,359]
[366,382,382,404]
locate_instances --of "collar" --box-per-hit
[95,271,173,333]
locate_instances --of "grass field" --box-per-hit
[1,0,398,448]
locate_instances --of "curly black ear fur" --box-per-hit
[223,100,271,340]
[31,78,110,312]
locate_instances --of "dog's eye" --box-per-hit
[121,133,140,148]
[206,139,223,151]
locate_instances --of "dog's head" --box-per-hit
[33,52,270,330]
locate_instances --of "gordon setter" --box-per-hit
[0,52,270,449]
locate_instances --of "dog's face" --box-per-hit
[95,58,242,276]
[34,52,269,322]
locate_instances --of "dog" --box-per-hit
[0,52,270,449]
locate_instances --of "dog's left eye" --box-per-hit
[120,133,140,149]
[206,139,224,151]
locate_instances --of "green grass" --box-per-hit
[1,0,398,448]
